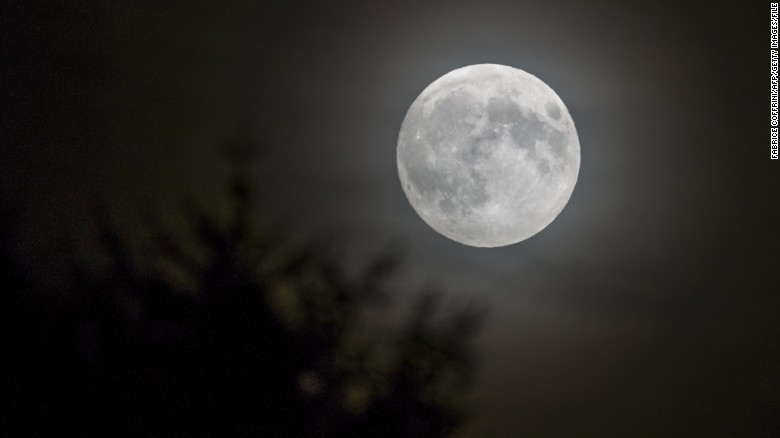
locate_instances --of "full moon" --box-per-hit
[397,64,580,247]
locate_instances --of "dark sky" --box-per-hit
[3,0,778,436]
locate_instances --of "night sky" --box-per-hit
[3,0,778,436]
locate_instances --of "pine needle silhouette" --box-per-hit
[2,141,484,437]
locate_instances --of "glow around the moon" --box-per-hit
[397,64,580,247]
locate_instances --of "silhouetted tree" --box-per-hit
[1,140,484,437]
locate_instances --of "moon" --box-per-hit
[397,64,580,247]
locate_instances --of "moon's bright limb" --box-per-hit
[397,64,580,247]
